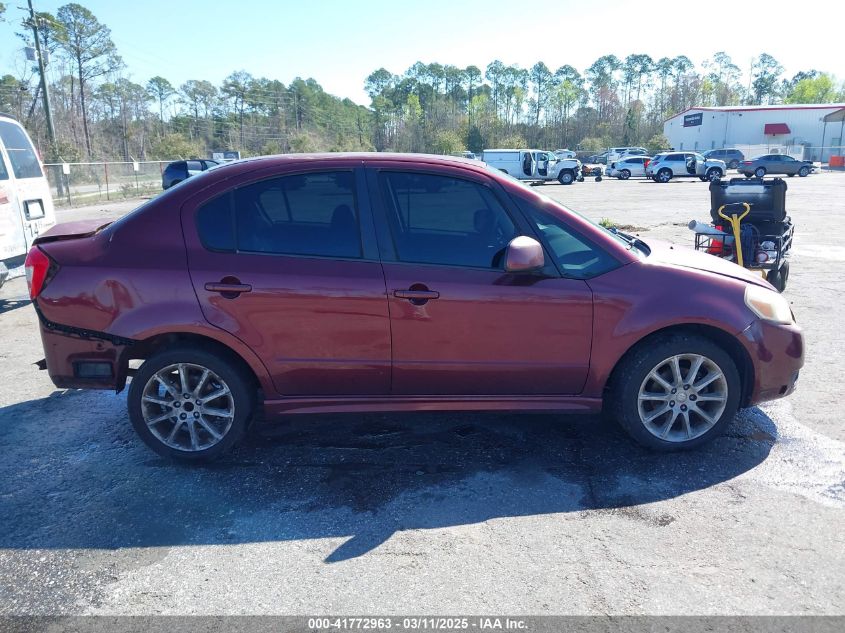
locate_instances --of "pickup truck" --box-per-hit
[482,149,582,185]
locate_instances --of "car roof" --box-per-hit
[164,152,493,188]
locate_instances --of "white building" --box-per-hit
[664,104,845,161]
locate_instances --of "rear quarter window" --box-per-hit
[196,192,235,252]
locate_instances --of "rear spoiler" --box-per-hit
[33,221,112,246]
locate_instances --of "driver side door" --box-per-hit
[368,166,594,396]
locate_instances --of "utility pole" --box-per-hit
[27,0,58,160]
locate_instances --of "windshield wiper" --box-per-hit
[610,227,650,255]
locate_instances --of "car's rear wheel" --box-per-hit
[609,335,741,451]
[618,169,631,180]
[128,347,254,461]
[798,166,810,177]
[657,168,672,183]
[754,167,766,178]
[728,160,740,169]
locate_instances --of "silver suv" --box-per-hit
[645,152,726,183]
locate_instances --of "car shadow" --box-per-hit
[0,295,30,315]
[0,390,777,562]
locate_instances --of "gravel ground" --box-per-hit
[0,173,843,616]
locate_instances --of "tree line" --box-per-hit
[1,2,843,163]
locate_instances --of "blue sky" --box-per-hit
[1,0,844,105]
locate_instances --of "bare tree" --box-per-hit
[56,3,120,158]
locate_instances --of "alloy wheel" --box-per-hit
[637,354,728,442]
[141,362,235,452]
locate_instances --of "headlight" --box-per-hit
[745,285,794,324]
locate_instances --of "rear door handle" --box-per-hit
[393,287,439,305]
[205,280,252,298]
[205,282,252,293]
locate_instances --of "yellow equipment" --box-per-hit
[717,202,750,268]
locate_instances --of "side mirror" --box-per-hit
[504,236,545,273]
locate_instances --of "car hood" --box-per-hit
[644,238,773,289]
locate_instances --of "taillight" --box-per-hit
[24,247,52,300]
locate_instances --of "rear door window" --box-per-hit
[379,171,517,269]
[235,171,361,258]
[0,120,43,179]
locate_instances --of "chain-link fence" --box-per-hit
[42,161,170,207]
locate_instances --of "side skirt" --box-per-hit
[263,395,603,416]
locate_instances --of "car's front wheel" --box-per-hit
[128,346,254,461]
[609,334,741,450]
[798,166,810,177]
[558,170,575,185]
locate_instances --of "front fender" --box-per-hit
[583,261,755,398]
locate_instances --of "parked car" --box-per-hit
[26,153,804,461]
[739,155,814,178]
[588,152,609,164]
[482,149,581,185]
[606,156,651,179]
[702,148,745,170]
[162,159,220,190]
[607,146,648,163]
[554,149,576,159]
[0,113,56,289]
[645,152,726,183]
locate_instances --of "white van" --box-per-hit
[481,149,581,185]
[0,114,56,288]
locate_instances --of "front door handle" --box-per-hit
[205,278,252,299]
[393,285,439,305]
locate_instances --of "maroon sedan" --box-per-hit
[25,154,803,461]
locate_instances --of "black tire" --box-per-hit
[706,168,722,181]
[699,176,707,182]
[618,169,631,180]
[754,167,766,178]
[595,175,603,182]
[558,169,575,185]
[743,173,752,178]
[128,346,255,462]
[767,261,789,292]
[728,160,739,169]
[608,334,741,451]
[657,168,672,183]
[577,175,584,182]
[798,166,810,177]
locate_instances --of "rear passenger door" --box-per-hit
[181,167,391,397]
